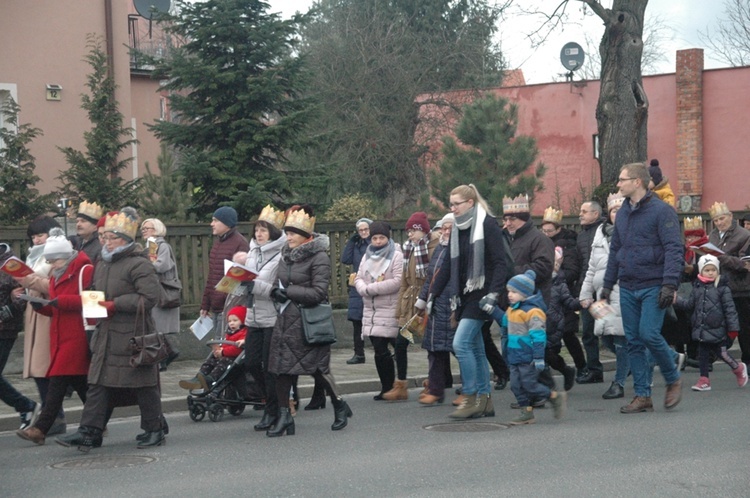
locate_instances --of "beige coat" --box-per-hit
[396,234,438,327]
[19,251,53,378]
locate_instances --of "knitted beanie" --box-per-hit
[43,228,74,260]
[369,221,391,239]
[405,211,430,233]
[507,269,537,299]
[227,306,247,324]
[698,254,720,274]
[649,161,663,186]
[213,206,238,228]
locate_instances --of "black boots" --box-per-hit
[55,426,103,452]
[254,410,277,431]
[374,354,395,400]
[304,381,327,410]
[266,407,295,437]
[137,430,165,448]
[136,415,170,442]
[331,398,353,431]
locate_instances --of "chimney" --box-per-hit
[675,48,703,212]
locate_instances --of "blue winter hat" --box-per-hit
[507,270,537,299]
[213,206,238,228]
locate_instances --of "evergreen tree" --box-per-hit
[58,34,139,209]
[430,94,546,213]
[0,97,57,224]
[139,144,193,222]
[145,0,312,220]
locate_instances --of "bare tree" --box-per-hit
[699,0,750,66]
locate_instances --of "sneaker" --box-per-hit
[563,366,576,392]
[179,377,202,390]
[675,352,686,372]
[494,377,508,390]
[733,363,749,388]
[19,402,41,430]
[549,391,567,420]
[691,376,711,391]
[509,408,535,425]
[510,398,546,409]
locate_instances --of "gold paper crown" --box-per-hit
[258,205,286,230]
[607,192,625,211]
[284,208,315,235]
[542,206,563,224]
[502,194,529,214]
[77,201,103,221]
[103,211,139,240]
[708,201,730,219]
[683,216,704,231]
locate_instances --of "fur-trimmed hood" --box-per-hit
[282,233,330,263]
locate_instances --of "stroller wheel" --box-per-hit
[189,404,206,422]
[228,405,245,416]
[208,404,224,422]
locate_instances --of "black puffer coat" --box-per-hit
[675,276,740,344]
[419,243,454,352]
[546,273,582,351]
[341,233,369,321]
[268,234,332,375]
[0,244,25,339]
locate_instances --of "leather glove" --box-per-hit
[48,298,58,308]
[657,284,677,309]
[30,301,45,311]
[0,305,13,321]
[270,288,288,304]
[533,359,545,372]
[240,281,255,293]
[600,288,612,304]
[479,293,498,314]
[98,301,116,317]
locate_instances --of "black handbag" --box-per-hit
[299,303,337,346]
[130,299,172,367]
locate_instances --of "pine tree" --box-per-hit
[145,0,312,220]
[0,97,56,224]
[430,94,546,213]
[57,34,139,209]
[139,144,193,222]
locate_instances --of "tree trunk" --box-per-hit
[584,0,649,184]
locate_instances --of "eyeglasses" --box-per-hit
[101,235,120,242]
[141,226,155,232]
[357,228,370,233]
[616,177,637,183]
[449,200,469,208]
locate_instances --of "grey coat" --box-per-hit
[245,236,284,329]
[268,234,332,376]
[88,244,161,388]
[150,237,180,334]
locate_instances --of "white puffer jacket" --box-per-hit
[579,223,625,336]
[244,236,285,328]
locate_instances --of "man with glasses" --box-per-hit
[341,218,372,365]
[602,162,683,414]
[575,200,606,384]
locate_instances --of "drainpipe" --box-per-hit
[104,0,114,79]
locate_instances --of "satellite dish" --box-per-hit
[134,0,171,20]
[560,42,585,72]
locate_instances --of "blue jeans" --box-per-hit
[0,338,35,413]
[619,286,680,397]
[601,335,630,387]
[452,319,490,396]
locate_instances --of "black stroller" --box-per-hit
[187,340,265,422]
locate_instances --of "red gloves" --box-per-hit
[98,301,116,317]
[728,331,739,340]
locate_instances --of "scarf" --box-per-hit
[51,251,79,281]
[101,242,134,262]
[403,234,430,278]
[26,244,46,269]
[450,204,486,298]
[360,239,396,282]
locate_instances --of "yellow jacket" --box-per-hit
[653,179,675,208]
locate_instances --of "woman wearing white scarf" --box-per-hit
[424,185,509,419]
[355,221,403,399]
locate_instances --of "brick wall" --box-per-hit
[675,48,704,211]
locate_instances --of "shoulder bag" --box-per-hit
[157,242,182,309]
[298,302,337,346]
[130,298,172,367]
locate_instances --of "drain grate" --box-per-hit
[50,455,157,470]
[424,422,509,432]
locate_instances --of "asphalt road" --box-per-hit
[1,364,748,497]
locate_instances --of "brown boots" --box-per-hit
[382,379,408,401]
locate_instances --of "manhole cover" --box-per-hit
[424,422,509,432]
[50,455,157,469]
[577,408,606,413]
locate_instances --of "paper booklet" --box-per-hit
[190,316,214,340]
[17,294,51,306]
[0,256,34,278]
[81,290,108,318]
[589,299,615,320]
[146,238,158,260]
[688,241,724,256]
[215,259,259,294]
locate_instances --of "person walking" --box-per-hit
[428,184,508,419]
[266,205,352,437]
[341,218,372,365]
[354,221,403,400]
[602,162,684,414]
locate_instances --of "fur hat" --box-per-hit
[649,160,663,186]
[405,212,430,233]
[355,218,373,229]
[369,221,391,239]
[227,306,247,324]
[435,213,454,230]
[507,269,537,299]
[698,254,720,274]
[43,228,74,260]
[213,206,238,228]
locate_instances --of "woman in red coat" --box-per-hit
[16,228,93,445]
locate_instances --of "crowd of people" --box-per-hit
[2,158,749,449]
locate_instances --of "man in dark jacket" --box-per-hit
[504,209,554,305]
[707,202,750,363]
[0,243,41,430]
[340,218,372,364]
[576,200,605,384]
[70,200,103,265]
[602,162,684,414]
[200,207,250,336]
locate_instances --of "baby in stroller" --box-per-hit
[180,306,248,391]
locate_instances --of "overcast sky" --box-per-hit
[266,0,728,84]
